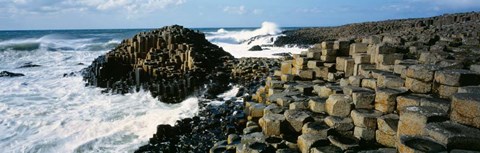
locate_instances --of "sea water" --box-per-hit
[0,22,303,153]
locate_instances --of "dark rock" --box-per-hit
[18,62,41,68]
[82,25,234,103]
[0,71,24,77]
[248,45,263,51]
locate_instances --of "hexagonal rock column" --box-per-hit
[302,122,330,137]
[326,94,353,117]
[405,64,440,94]
[327,135,360,151]
[351,109,383,141]
[284,109,314,133]
[434,69,480,98]
[374,87,407,114]
[397,136,446,153]
[297,134,328,153]
[308,98,327,113]
[352,91,375,109]
[324,116,354,133]
[425,121,480,150]
[451,93,480,128]
[258,113,286,136]
[397,106,448,139]
[376,114,399,147]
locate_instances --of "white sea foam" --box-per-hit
[0,35,120,52]
[207,21,304,58]
[206,21,281,44]
[0,49,199,153]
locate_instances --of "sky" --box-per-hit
[0,0,479,30]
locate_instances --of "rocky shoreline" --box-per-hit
[82,12,480,153]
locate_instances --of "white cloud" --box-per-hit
[0,0,186,18]
[223,5,246,15]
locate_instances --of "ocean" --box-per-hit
[0,22,303,153]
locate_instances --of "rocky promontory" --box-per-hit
[82,25,234,103]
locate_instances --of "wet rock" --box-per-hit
[18,62,41,68]
[248,45,263,51]
[0,71,24,77]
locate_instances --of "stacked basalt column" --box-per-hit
[84,25,233,103]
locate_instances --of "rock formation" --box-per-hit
[275,12,480,47]
[210,12,480,152]
[82,25,234,103]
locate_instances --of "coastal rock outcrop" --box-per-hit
[82,25,234,103]
[0,71,25,77]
